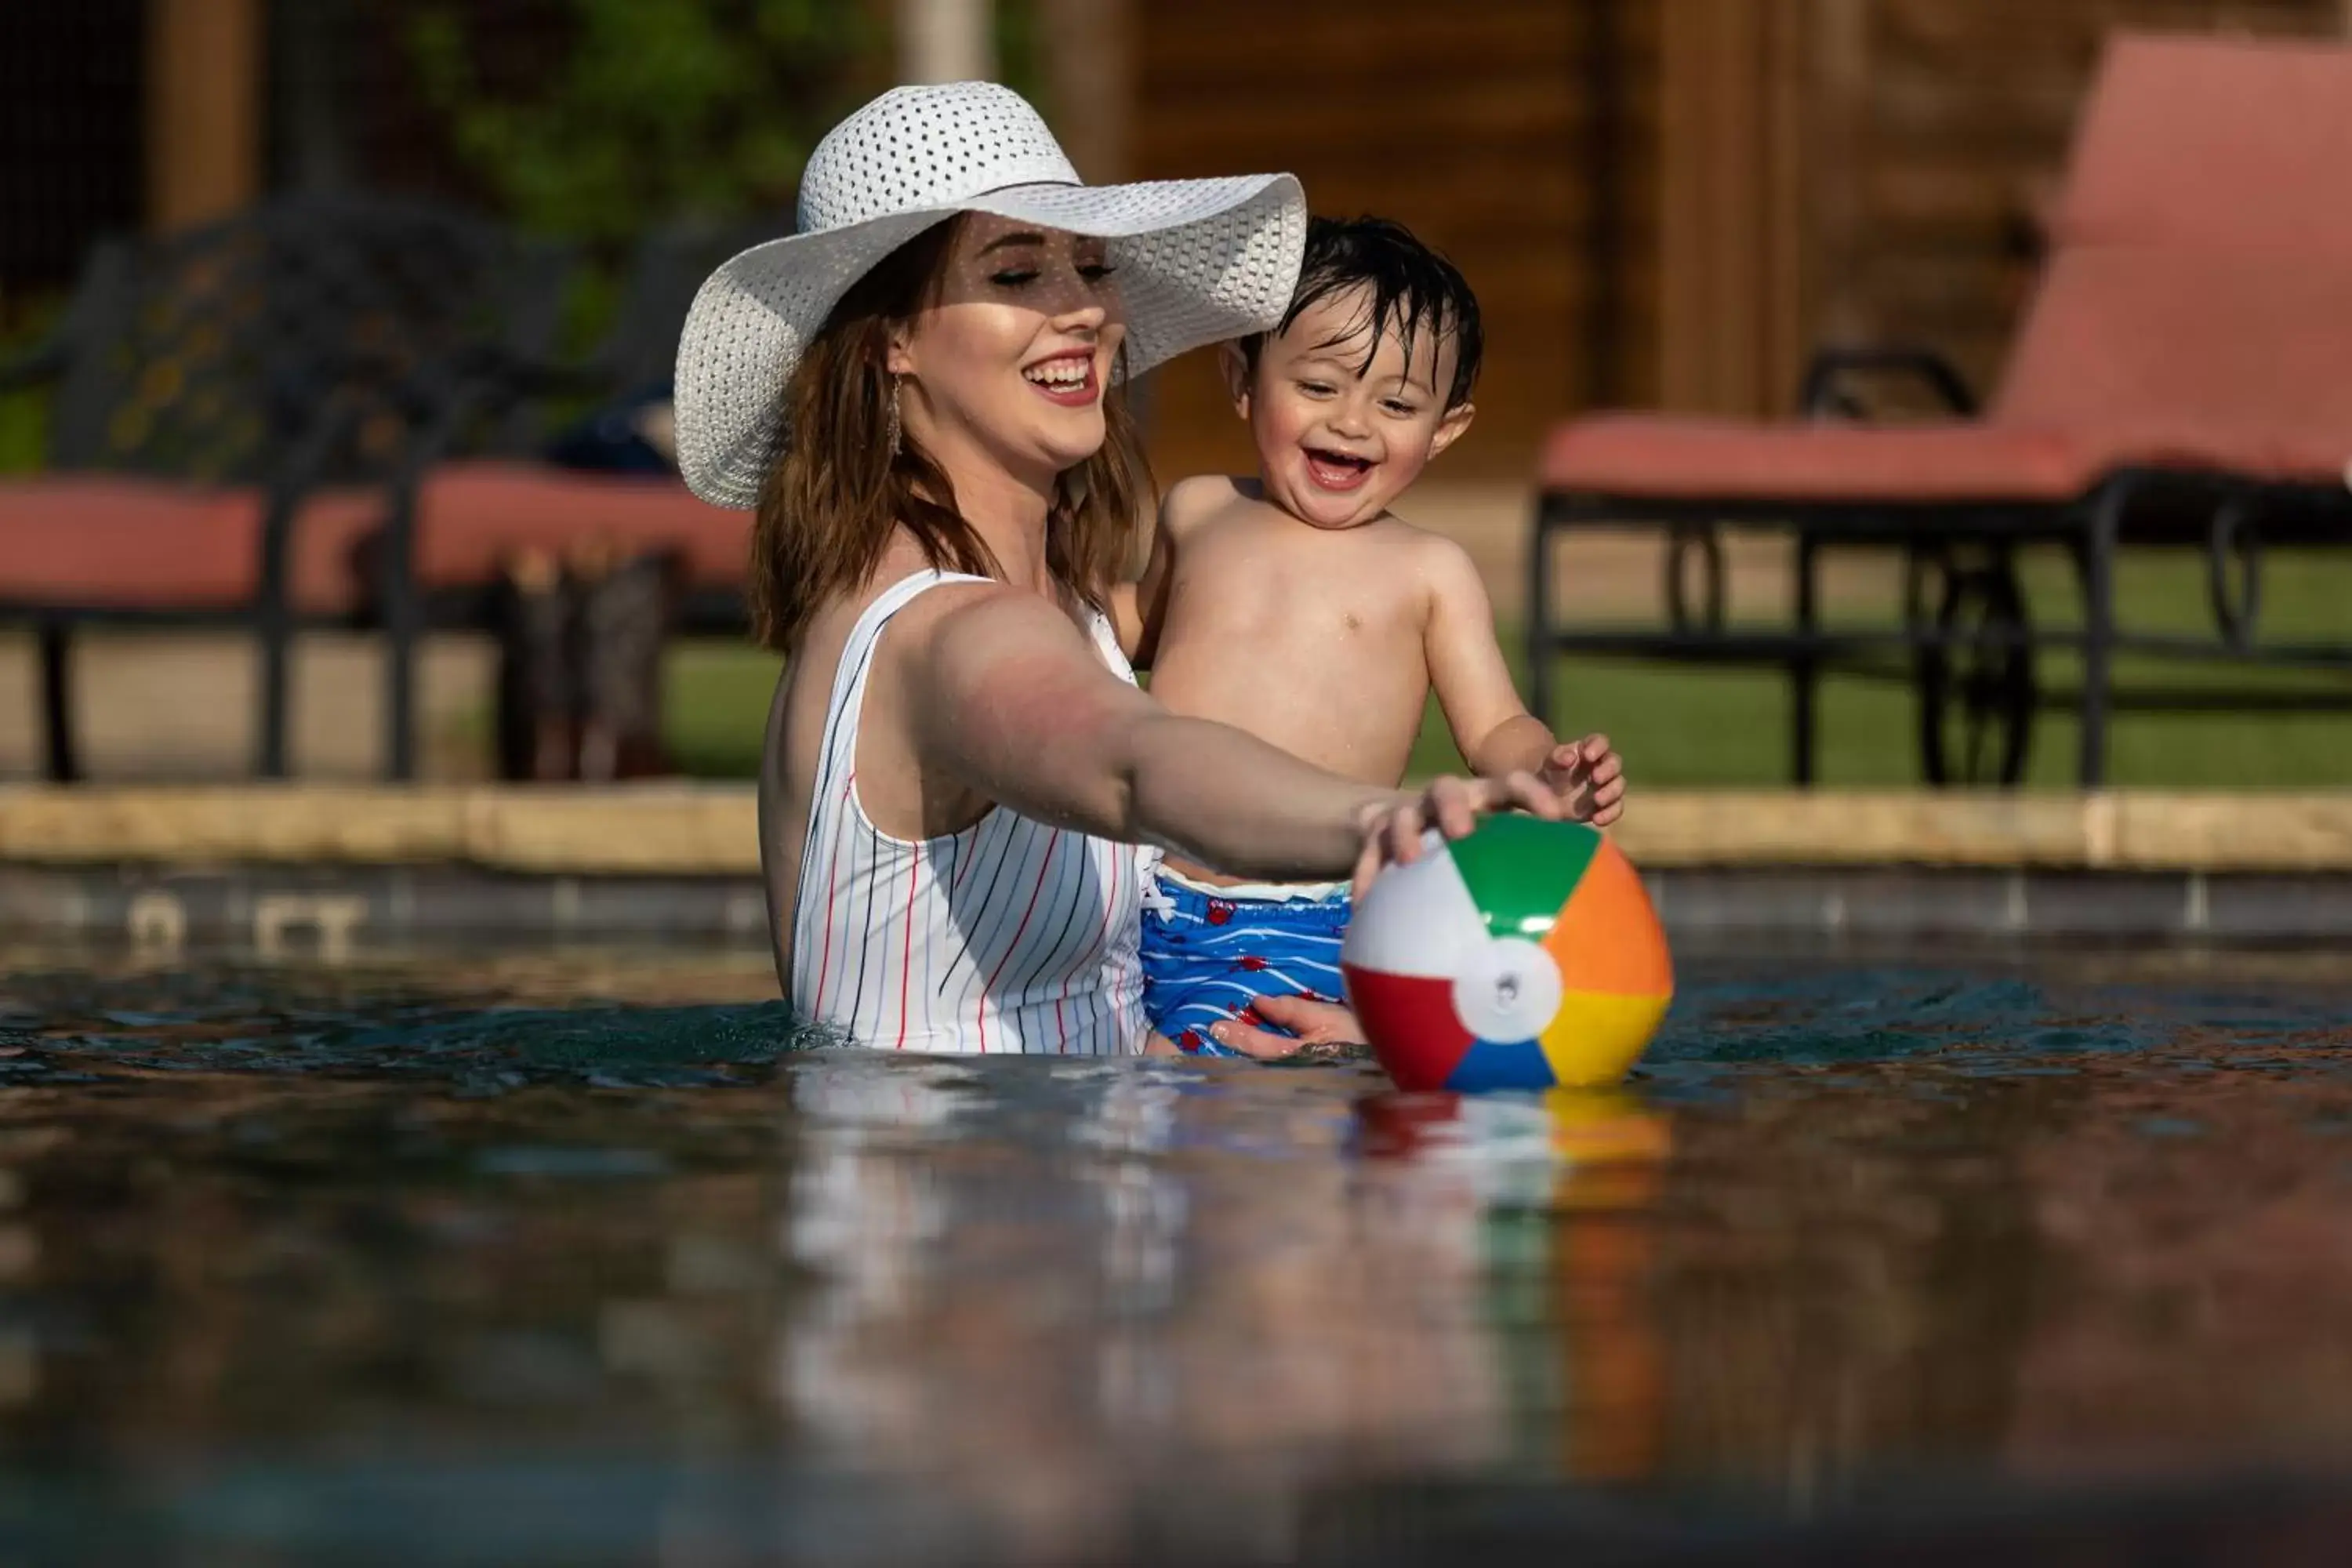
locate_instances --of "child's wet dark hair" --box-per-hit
[1240,216,1483,411]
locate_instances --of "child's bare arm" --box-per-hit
[1424,538,1628,824]
[1424,539,1554,774]
[1121,476,1232,671]
[1121,509,1174,670]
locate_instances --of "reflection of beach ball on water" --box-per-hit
[1356,1087,1672,1185]
[1341,818,1672,1091]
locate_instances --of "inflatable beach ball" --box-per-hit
[1341,817,1672,1092]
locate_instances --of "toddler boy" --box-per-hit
[1116,216,1624,1055]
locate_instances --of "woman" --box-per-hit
[674,82,1576,1055]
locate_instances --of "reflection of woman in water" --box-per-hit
[779,1051,1529,1555]
[671,82,1564,1056]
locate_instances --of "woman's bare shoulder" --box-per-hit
[897,579,1096,674]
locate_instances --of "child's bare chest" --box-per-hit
[1167,518,1423,648]
[1149,515,1434,782]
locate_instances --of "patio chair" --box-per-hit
[1530,34,2352,788]
[0,193,574,781]
[343,219,766,778]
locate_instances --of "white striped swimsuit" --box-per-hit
[789,569,1152,1054]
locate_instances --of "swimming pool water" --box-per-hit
[1,942,2350,1564]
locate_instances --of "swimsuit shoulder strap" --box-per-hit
[808,568,993,786]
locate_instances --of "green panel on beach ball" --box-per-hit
[1444,816,1602,942]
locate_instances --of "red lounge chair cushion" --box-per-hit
[0,466,748,617]
[1547,241,2352,506]
[0,478,268,609]
[2056,35,2352,260]
[1539,416,2099,504]
[404,462,747,593]
[1991,246,2352,485]
[285,463,747,615]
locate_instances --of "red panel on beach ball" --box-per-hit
[1340,966,1474,1092]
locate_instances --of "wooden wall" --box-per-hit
[1125,0,2350,480]
[1127,0,1660,481]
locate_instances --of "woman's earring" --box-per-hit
[885,376,903,460]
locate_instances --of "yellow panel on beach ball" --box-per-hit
[1538,990,1674,1088]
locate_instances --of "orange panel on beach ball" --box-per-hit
[1541,837,1673,999]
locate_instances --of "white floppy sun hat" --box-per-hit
[673,81,1306,509]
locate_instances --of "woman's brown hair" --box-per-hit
[749,215,1149,650]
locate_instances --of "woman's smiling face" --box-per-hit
[887,215,1127,485]
[1229,285,1475,532]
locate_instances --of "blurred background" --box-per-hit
[2,0,2348,786]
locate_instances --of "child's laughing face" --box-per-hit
[1226,285,1475,531]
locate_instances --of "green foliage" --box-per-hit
[0,389,45,475]
[993,0,1043,108]
[407,0,873,245]
[0,299,60,474]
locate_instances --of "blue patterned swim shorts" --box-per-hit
[1138,871,1351,1057]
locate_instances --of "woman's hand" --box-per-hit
[1350,771,1566,901]
[1207,994,1367,1059]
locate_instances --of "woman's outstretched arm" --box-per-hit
[902,584,1561,888]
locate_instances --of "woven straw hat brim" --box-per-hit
[674,172,1304,509]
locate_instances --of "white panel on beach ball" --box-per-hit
[1450,937,1564,1045]
[1338,829,1484,982]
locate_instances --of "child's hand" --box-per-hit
[1539,733,1626,826]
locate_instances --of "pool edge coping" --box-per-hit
[0,786,2345,873]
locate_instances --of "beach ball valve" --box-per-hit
[1341,817,1673,1092]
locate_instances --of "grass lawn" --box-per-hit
[648,543,2352,787]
